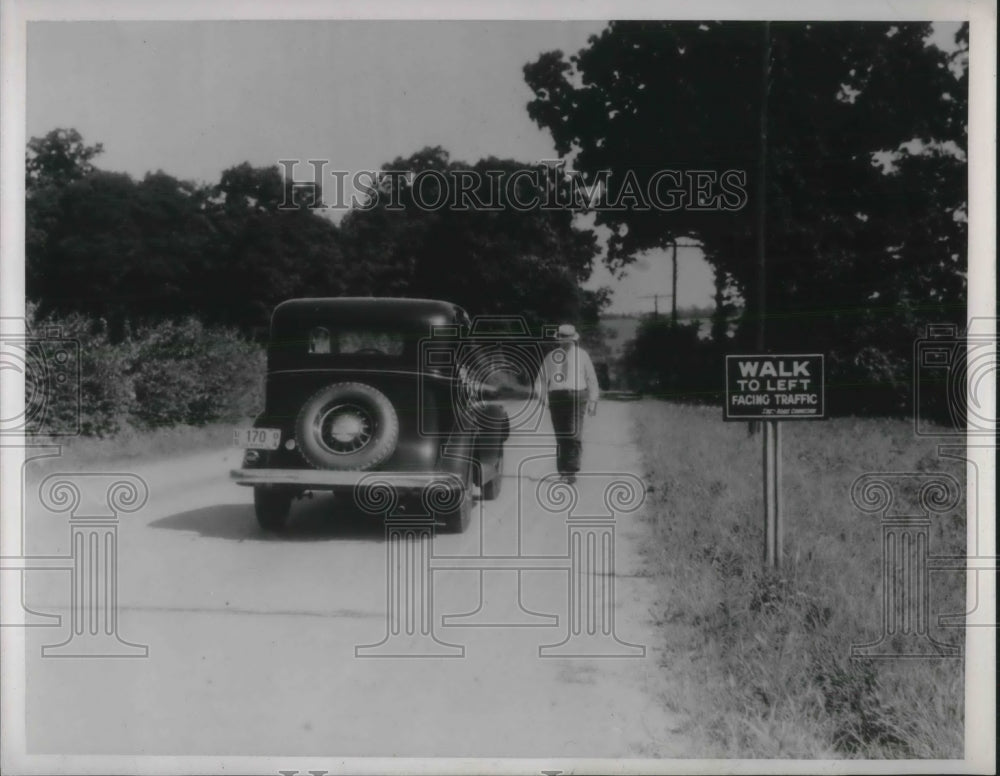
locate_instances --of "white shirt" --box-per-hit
[535,343,600,403]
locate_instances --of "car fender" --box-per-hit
[472,400,510,443]
[438,430,477,485]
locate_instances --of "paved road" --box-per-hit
[18,401,687,758]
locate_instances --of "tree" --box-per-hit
[624,315,718,401]
[338,147,604,333]
[26,128,104,191]
[25,129,107,289]
[26,144,349,337]
[29,170,219,335]
[525,22,968,414]
[201,163,346,334]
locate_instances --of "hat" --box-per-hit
[555,323,580,342]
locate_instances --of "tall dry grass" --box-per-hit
[631,400,965,758]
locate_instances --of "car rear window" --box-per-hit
[308,326,406,356]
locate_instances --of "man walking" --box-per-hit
[534,324,599,483]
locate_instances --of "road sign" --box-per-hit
[724,353,825,569]
[724,353,825,421]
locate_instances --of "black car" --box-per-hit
[231,297,509,533]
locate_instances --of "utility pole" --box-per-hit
[638,293,673,317]
[756,21,770,354]
[671,240,679,324]
[748,21,771,440]
[756,21,782,571]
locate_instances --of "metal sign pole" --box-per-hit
[774,420,783,567]
[763,420,775,567]
[763,420,784,569]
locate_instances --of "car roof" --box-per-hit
[270,297,469,331]
[272,296,467,323]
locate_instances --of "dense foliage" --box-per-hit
[28,305,264,437]
[26,137,603,340]
[338,147,604,333]
[525,21,968,418]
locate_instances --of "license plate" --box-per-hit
[233,427,282,450]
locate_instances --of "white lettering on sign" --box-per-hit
[725,354,824,421]
[732,394,772,406]
[764,379,811,391]
[774,393,818,405]
[735,378,812,392]
[737,360,811,378]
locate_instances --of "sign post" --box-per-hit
[725,354,825,569]
[762,419,776,567]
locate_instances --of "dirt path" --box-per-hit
[18,400,690,758]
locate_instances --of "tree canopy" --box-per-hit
[524,22,967,333]
[336,146,604,332]
[26,128,104,191]
[26,136,604,339]
[26,137,349,337]
[524,21,968,413]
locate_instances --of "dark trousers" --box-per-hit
[548,390,587,474]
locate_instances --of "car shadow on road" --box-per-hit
[149,494,390,543]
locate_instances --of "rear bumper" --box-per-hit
[230,468,463,491]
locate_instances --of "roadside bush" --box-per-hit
[130,318,264,428]
[623,317,722,403]
[28,307,134,437]
[26,306,263,436]
[80,334,136,436]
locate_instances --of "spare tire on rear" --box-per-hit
[295,382,399,470]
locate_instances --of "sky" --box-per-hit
[25,20,718,313]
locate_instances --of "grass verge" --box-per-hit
[26,420,245,475]
[631,399,965,758]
